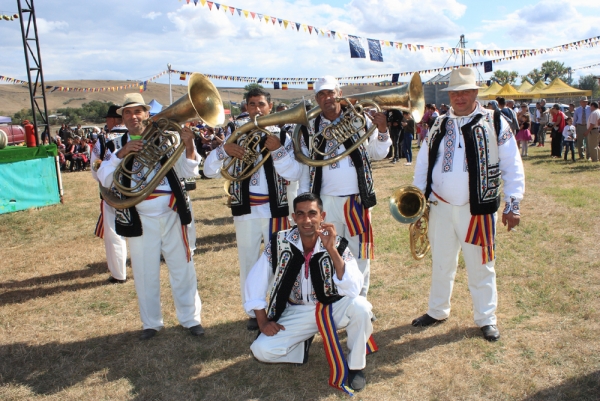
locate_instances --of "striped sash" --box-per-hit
[343,195,374,259]
[249,192,269,206]
[94,200,104,239]
[181,224,191,263]
[315,302,378,396]
[270,216,291,235]
[145,189,178,212]
[465,214,496,264]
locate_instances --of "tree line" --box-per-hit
[10,100,115,126]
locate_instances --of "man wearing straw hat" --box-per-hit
[411,67,525,341]
[97,93,204,340]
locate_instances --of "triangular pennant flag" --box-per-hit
[229,6,234,14]
[264,15,269,23]
[308,26,313,34]
[243,10,249,18]
[207,1,213,10]
[283,20,288,29]
[257,13,263,20]
[215,3,220,10]
[278,18,282,26]
[250,11,255,19]
[271,17,276,24]
[295,22,301,30]
[236,8,241,16]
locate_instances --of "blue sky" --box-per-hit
[0,0,598,88]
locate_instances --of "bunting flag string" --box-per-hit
[0,14,19,21]
[572,62,600,71]
[0,71,168,93]
[181,0,600,59]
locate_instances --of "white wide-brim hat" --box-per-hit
[117,93,151,115]
[441,67,481,92]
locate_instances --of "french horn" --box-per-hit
[293,73,425,167]
[220,102,310,182]
[389,184,436,260]
[100,73,225,209]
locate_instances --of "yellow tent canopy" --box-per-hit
[530,77,592,99]
[527,80,549,96]
[516,81,533,92]
[480,83,532,100]
[477,81,503,97]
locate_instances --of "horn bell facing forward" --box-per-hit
[100,73,225,209]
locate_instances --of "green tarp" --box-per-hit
[0,144,60,214]
[0,144,58,164]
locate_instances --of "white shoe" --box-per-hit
[404,162,412,166]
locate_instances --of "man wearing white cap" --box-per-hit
[97,93,204,340]
[411,67,525,341]
[573,96,591,160]
[298,75,391,298]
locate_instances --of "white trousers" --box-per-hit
[102,201,127,281]
[234,218,273,317]
[128,210,202,330]
[321,195,370,297]
[427,199,498,327]
[251,296,373,370]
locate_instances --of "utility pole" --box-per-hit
[167,63,173,105]
[460,34,467,66]
[17,0,49,146]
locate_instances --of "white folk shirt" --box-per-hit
[243,229,363,314]
[203,125,302,221]
[97,133,200,217]
[414,102,525,206]
[298,113,391,195]
[587,109,600,129]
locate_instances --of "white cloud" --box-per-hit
[35,18,68,34]
[143,12,162,20]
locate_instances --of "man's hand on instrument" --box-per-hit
[371,111,389,133]
[317,222,337,252]
[265,135,282,151]
[502,211,520,232]
[223,143,246,160]
[180,126,196,149]
[116,139,144,159]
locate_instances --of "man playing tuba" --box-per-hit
[298,76,391,298]
[203,87,302,331]
[97,93,204,341]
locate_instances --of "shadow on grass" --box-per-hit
[0,321,467,400]
[522,370,599,401]
[190,194,225,202]
[0,279,111,305]
[0,262,109,290]
[194,231,237,253]
[195,216,233,226]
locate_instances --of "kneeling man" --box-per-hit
[244,193,375,393]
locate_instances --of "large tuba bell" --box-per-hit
[293,73,424,167]
[389,184,436,260]
[220,102,310,182]
[100,73,225,209]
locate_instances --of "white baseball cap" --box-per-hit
[314,75,339,93]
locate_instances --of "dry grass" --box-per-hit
[1,144,599,400]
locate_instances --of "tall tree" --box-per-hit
[492,70,519,85]
[243,83,264,100]
[523,60,571,85]
[576,74,599,99]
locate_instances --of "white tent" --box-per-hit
[148,99,163,116]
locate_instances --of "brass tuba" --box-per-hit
[389,184,436,260]
[293,73,424,167]
[100,73,225,209]
[220,102,310,182]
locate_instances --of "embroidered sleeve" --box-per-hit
[502,196,520,215]
[216,145,227,161]
[341,247,354,263]
[378,131,390,142]
[271,145,288,161]
[263,240,273,264]
[497,124,514,146]
[92,140,101,157]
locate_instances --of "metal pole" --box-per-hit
[167,63,173,105]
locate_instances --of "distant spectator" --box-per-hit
[72,136,90,171]
[549,104,566,158]
[584,102,600,162]
[401,111,415,166]
[538,106,550,147]
[516,121,532,157]
[565,103,575,119]
[562,116,576,162]
[63,137,76,171]
[517,104,531,130]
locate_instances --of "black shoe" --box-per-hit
[107,276,126,284]
[189,324,205,337]
[295,335,315,366]
[247,318,259,331]
[481,325,500,342]
[348,369,366,392]
[411,313,446,327]
[371,313,377,322]
[139,329,158,340]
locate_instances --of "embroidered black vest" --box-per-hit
[425,110,502,216]
[114,134,192,237]
[230,128,289,218]
[302,113,377,209]
[266,229,348,322]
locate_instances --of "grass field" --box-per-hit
[0,143,599,400]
